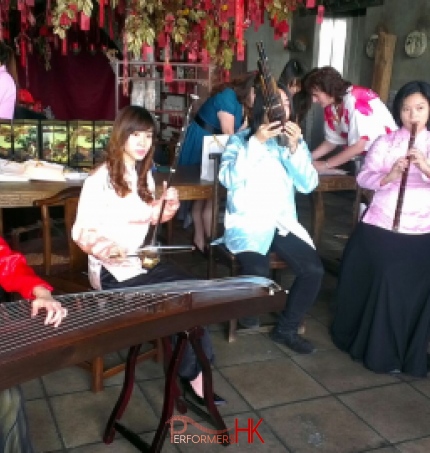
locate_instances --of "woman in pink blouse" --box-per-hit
[331,81,430,377]
[304,67,397,173]
[73,106,225,406]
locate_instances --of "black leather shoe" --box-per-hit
[180,378,227,406]
[192,242,208,259]
[271,329,316,354]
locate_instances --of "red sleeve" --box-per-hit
[0,238,53,300]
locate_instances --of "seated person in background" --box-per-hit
[178,72,257,256]
[304,66,397,173]
[331,81,430,377]
[0,237,67,453]
[14,106,46,120]
[278,59,305,96]
[72,105,225,404]
[215,82,324,354]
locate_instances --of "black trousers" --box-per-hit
[236,232,323,332]
[100,262,214,381]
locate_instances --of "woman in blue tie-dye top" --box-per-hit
[215,82,324,355]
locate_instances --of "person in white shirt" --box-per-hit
[72,105,225,405]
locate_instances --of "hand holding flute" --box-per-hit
[391,122,417,231]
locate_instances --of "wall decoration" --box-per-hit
[365,34,379,59]
[405,30,427,58]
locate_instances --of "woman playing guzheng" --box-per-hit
[0,237,67,453]
[72,105,225,405]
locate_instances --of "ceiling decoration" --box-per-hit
[0,0,382,74]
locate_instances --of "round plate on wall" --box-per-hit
[405,31,427,58]
[365,34,379,58]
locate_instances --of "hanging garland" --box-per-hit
[49,0,321,69]
[0,0,324,71]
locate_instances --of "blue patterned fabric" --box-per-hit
[215,129,318,255]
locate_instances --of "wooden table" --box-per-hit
[310,174,357,248]
[0,166,212,237]
[0,169,356,249]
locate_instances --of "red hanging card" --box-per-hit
[317,5,325,24]
[61,37,67,55]
[99,0,105,27]
[237,42,245,61]
[306,0,316,7]
[142,44,152,61]
[157,32,166,48]
[164,63,173,83]
[80,12,90,31]
[188,49,198,62]
[177,81,186,94]
[235,0,244,39]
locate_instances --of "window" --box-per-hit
[316,17,349,75]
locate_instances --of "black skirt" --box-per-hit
[331,222,430,377]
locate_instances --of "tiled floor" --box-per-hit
[19,192,430,453]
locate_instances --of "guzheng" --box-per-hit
[0,276,285,391]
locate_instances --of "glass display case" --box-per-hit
[41,120,69,164]
[0,121,13,159]
[68,120,94,168]
[12,120,39,161]
[93,121,113,164]
[0,120,113,168]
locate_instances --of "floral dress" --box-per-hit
[324,86,397,151]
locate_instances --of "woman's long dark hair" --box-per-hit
[106,105,157,202]
[278,59,305,88]
[210,71,256,99]
[392,80,430,130]
[247,83,294,140]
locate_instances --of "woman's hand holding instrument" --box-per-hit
[392,122,417,231]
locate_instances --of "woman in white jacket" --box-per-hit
[216,83,323,354]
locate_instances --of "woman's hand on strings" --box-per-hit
[31,286,68,328]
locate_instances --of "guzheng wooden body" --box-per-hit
[0,276,285,391]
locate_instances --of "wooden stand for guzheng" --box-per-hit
[103,327,228,452]
[0,277,285,452]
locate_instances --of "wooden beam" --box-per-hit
[371,31,397,103]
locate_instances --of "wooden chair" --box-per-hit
[33,187,162,392]
[207,154,289,342]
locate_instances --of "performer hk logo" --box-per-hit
[168,415,265,444]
